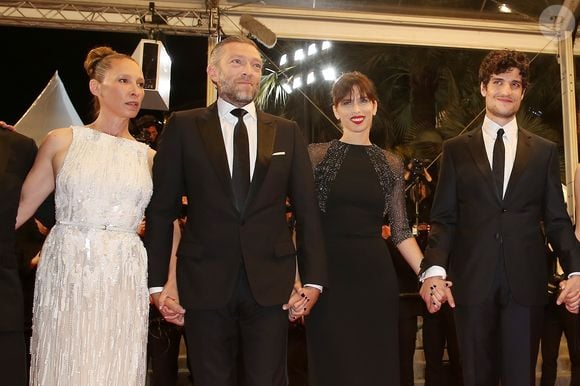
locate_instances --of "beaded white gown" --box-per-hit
[29,126,153,386]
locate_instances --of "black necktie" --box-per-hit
[493,128,505,199]
[231,108,250,212]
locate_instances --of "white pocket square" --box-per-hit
[272,151,286,156]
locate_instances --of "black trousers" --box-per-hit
[454,263,543,386]
[0,332,27,386]
[147,305,187,386]
[423,303,463,386]
[540,299,580,386]
[183,268,289,386]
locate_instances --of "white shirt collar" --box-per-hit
[217,98,257,122]
[482,115,518,141]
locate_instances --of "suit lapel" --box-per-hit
[467,128,501,202]
[198,103,235,202]
[244,111,276,215]
[504,129,531,200]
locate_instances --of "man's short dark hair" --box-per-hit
[134,114,162,130]
[479,49,530,90]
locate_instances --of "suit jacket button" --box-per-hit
[502,209,507,213]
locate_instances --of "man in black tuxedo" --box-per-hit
[145,35,327,386]
[0,122,37,386]
[419,49,580,386]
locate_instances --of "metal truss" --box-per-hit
[0,1,218,36]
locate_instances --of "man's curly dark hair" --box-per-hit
[478,49,530,90]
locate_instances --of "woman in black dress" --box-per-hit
[305,72,425,385]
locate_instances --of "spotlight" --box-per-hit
[293,76,303,89]
[282,82,293,94]
[280,54,288,66]
[322,67,336,81]
[307,72,316,85]
[498,4,512,13]
[307,43,318,56]
[294,49,305,62]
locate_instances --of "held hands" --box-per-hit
[151,280,186,326]
[283,286,321,322]
[557,276,580,314]
[419,276,455,313]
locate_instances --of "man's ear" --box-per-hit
[480,82,487,97]
[207,64,218,85]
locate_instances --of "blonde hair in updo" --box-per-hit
[83,46,136,118]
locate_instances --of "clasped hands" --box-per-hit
[556,275,580,314]
[150,280,186,326]
[282,285,321,322]
[419,276,455,313]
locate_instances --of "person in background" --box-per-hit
[539,243,580,386]
[305,71,425,386]
[15,45,163,385]
[0,120,38,386]
[134,114,162,149]
[142,198,191,386]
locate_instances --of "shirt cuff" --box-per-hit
[149,287,163,295]
[418,266,447,282]
[304,283,323,293]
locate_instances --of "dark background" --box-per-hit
[0,26,209,125]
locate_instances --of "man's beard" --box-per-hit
[219,78,258,105]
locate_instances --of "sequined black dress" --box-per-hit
[306,140,413,386]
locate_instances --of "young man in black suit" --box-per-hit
[0,121,37,386]
[419,50,580,386]
[145,35,327,386]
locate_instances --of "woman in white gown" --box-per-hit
[16,46,156,386]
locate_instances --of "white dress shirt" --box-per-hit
[217,97,258,179]
[482,116,518,199]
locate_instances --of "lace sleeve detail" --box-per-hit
[382,149,413,246]
[307,142,331,170]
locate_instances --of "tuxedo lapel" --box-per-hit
[467,128,501,202]
[245,112,276,215]
[503,129,531,201]
[198,104,235,202]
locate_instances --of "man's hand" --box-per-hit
[557,276,580,314]
[283,286,321,321]
[419,276,455,313]
[151,283,186,326]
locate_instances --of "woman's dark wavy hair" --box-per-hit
[478,49,530,90]
[331,71,379,106]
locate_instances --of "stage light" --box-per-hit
[307,72,316,84]
[132,39,172,110]
[307,43,317,56]
[293,76,303,89]
[280,54,288,66]
[321,41,331,50]
[282,82,293,94]
[322,67,336,81]
[294,48,305,62]
[498,4,512,13]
